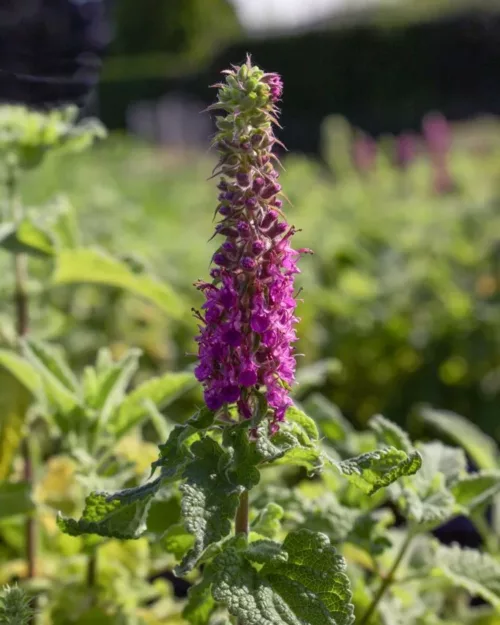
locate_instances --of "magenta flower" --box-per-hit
[422,112,455,194]
[352,133,377,174]
[194,57,310,430]
[395,133,416,169]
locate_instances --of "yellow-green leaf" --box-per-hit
[53,248,185,320]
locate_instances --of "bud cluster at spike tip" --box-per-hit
[193,56,312,431]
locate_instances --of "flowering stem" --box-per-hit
[195,57,309,431]
[6,163,37,614]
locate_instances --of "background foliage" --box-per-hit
[12,117,500,437]
[2,104,500,625]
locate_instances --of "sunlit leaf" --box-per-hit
[0,219,55,258]
[53,248,185,319]
[331,448,422,495]
[0,368,33,479]
[211,530,354,625]
[419,407,498,471]
[451,471,500,511]
[110,371,196,438]
[57,477,162,539]
[21,338,79,412]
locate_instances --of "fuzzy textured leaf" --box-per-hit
[176,437,243,575]
[285,405,319,440]
[432,544,500,609]
[244,539,289,565]
[389,442,466,527]
[223,424,262,490]
[369,415,412,453]
[256,424,323,474]
[57,477,162,539]
[152,424,199,480]
[211,529,354,625]
[332,448,422,495]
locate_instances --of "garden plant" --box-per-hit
[1,58,500,625]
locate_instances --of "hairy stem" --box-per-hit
[235,490,249,536]
[234,489,249,625]
[7,165,37,616]
[359,532,414,625]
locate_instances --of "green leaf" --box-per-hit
[0,481,34,519]
[110,371,196,438]
[251,503,284,540]
[53,247,185,319]
[369,415,412,453]
[48,197,80,249]
[0,350,42,396]
[418,441,468,485]
[24,338,78,392]
[0,219,55,258]
[176,437,243,575]
[256,423,323,474]
[152,424,199,480]
[397,479,455,527]
[432,544,500,609]
[189,406,216,430]
[91,349,141,426]
[244,539,288,565]
[0,368,33,479]
[21,338,79,412]
[331,448,422,495]
[223,423,261,490]
[285,405,319,440]
[348,512,393,556]
[302,394,353,446]
[418,407,498,471]
[295,493,359,545]
[451,471,500,510]
[162,523,195,559]
[273,445,323,474]
[183,577,216,625]
[389,442,466,527]
[57,477,162,539]
[211,529,354,625]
